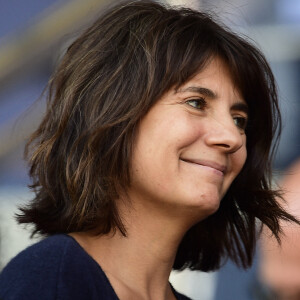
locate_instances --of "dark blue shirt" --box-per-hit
[0,234,191,299]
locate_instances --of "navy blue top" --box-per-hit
[0,234,191,300]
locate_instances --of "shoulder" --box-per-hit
[1,234,74,273]
[0,234,118,300]
[0,234,82,299]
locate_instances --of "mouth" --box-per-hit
[180,158,227,176]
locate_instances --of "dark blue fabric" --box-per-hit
[0,234,191,300]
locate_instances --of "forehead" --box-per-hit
[176,57,246,104]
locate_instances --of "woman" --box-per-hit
[0,1,298,299]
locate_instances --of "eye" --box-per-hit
[233,116,248,131]
[185,98,207,110]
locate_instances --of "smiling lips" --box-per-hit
[180,158,227,176]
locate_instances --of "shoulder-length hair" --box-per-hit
[18,0,298,271]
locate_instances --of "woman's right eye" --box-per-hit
[185,98,207,110]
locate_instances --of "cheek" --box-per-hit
[234,145,247,175]
[221,147,247,198]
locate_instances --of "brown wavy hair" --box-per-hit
[18,0,299,271]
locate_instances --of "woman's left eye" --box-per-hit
[185,98,207,110]
[233,116,248,131]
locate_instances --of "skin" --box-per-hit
[71,57,248,300]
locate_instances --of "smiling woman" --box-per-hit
[130,58,248,224]
[0,1,298,300]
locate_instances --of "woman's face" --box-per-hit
[129,57,248,220]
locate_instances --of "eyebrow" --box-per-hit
[176,86,217,99]
[176,86,249,115]
[231,102,248,115]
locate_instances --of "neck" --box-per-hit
[70,197,193,300]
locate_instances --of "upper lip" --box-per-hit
[180,158,227,174]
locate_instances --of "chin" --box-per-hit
[198,201,220,218]
[182,193,221,220]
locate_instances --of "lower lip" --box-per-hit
[181,160,224,177]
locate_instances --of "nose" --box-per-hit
[204,118,244,153]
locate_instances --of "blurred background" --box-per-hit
[0,0,299,299]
